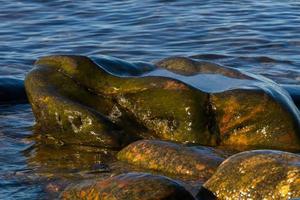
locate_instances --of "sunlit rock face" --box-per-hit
[156,57,300,151]
[60,172,196,200]
[204,150,300,199]
[117,139,225,181]
[25,55,300,150]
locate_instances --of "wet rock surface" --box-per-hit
[204,150,300,199]
[60,172,196,200]
[25,55,300,150]
[25,65,136,148]
[157,56,300,151]
[29,55,215,146]
[117,139,225,181]
[22,55,300,199]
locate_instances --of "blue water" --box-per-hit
[1,0,300,199]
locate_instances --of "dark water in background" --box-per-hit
[1,0,300,199]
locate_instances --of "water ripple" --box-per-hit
[1,0,300,198]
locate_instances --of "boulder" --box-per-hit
[117,139,225,180]
[25,55,300,150]
[157,57,300,151]
[60,172,195,200]
[204,150,300,199]
[26,55,215,146]
[25,65,134,148]
[26,142,114,179]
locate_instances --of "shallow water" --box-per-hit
[1,0,300,199]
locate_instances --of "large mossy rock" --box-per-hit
[204,150,300,199]
[25,55,215,147]
[25,65,134,148]
[60,172,195,200]
[117,139,225,181]
[25,55,300,150]
[156,57,300,151]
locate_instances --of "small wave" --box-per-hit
[190,54,230,60]
[191,54,293,65]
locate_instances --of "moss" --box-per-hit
[25,66,133,148]
[204,150,300,199]
[116,87,215,144]
[26,55,300,150]
[34,55,167,95]
[30,55,216,145]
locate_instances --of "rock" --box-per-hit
[156,56,300,151]
[25,63,137,148]
[204,150,300,199]
[0,77,28,104]
[117,139,225,180]
[26,142,115,179]
[60,172,195,200]
[25,55,300,150]
[27,55,215,146]
[156,56,249,78]
[211,89,300,150]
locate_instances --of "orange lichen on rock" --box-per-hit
[117,140,225,180]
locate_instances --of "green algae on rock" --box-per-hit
[117,140,225,180]
[25,65,134,148]
[156,56,300,151]
[27,55,216,146]
[25,55,300,150]
[204,150,300,200]
[60,172,196,200]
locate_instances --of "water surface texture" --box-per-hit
[1,0,300,199]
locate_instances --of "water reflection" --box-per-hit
[2,0,300,198]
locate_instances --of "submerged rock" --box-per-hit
[25,55,300,150]
[60,172,195,200]
[0,78,27,104]
[117,140,225,180]
[204,150,300,199]
[26,142,115,179]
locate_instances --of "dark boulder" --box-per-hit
[60,172,195,200]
